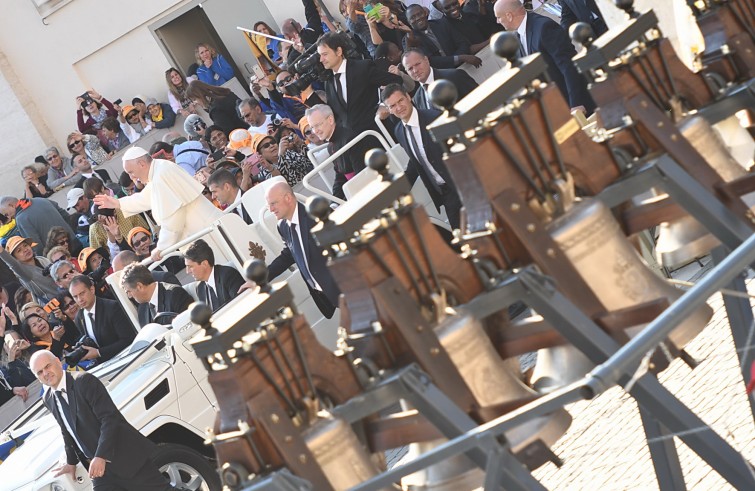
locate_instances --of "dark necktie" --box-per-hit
[334,73,346,108]
[515,32,526,58]
[404,124,443,192]
[149,304,157,323]
[290,223,316,290]
[424,29,445,56]
[204,282,218,311]
[56,389,93,458]
[420,84,431,110]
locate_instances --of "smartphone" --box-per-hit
[210,150,226,161]
[252,65,265,80]
[113,98,123,106]
[43,298,60,314]
[247,153,263,176]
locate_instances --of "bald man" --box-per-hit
[494,0,595,114]
[30,350,175,490]
[93,146,222,262]
[265,181,340,318]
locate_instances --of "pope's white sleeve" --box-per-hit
[154,207,186,252]
[119,184,153,218]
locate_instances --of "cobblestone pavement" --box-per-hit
[532,261,755,490]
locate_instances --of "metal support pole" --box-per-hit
[639,405,687,491]
[711,245,755,421]
[589,232,755,387]
[597,156,752,252]
[331,365,546,490]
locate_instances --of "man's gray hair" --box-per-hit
[0,196,18,208]
[305,104,333,119]
[44,146,61,157]
[50,260,76,282]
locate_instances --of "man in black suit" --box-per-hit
[69,274,135,363]
[402,48,479,110]
[72,154,113,189]
[317,32,402,133]
[120,263,193,327]
[381,84,462,229]
[265,181,340,318]
[30,350,175,490]
[436,0,495,52]
[494,0,596,114]
[558,0,608,37]
[207,169,253,224]
[111,250,181,286]
[403,4,482,68]
[184,239,244,312]
[305,104,373,201]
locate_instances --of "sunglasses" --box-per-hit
[131,236,150,247]
[63,301,76,309]
[126,111,139,119]
[304,128,314,136]
[68,140,83,149]
[278,76,293,85]
[259,141,276,150]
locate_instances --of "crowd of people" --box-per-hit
[1,0,606,431]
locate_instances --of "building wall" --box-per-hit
[0,66,47,198]
[0,0,191,152]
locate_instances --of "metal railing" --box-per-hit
[351,232,755,490]
[302,130,392,204]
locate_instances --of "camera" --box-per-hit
[286,32,363,97]
[80,93,94,107]
[286,47,328,96]
[271,117,283,127]
[89,257,111,284]
[63,335,98,366]
[91,204,115,220]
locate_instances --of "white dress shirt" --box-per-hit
[52,375,89,457]
[333,59,349,103]
[404,108,445,186]
[149,283,160,313]
[517,12,529,56]
[83,300,99,345]
[233,189,246,219]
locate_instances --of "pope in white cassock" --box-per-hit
[93,146,221,261]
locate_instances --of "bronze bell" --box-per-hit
[656,115,754,268]
[302,415,383,490]
[434,308,571,452]
[531,199,713,391]
[401,308,572,490]
[402,439,485,491]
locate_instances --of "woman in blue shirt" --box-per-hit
[195,43,235,86]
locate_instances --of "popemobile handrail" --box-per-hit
[302,129,392,204]
[350,233,755,490]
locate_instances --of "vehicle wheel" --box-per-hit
[151,443,222,491]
